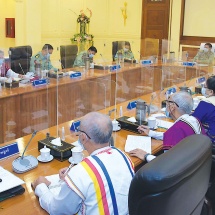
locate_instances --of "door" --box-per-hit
[141,0,170,57]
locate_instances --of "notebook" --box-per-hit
[125,135,151,153]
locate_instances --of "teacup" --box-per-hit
[147,116,157,129]
[40,147,51,161]
[71,147,84,164]
[112,120,121,131]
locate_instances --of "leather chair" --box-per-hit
[128,134,212,215]
[112,41,129,61]
[9,45,32,74]
[60,45,78,68]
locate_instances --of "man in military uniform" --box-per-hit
[193,43,214,65]
[30,44,58,74]
[114,41,134,61]
[73,46,97,67]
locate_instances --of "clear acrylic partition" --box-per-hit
[161,39,176,64]
[140,38,159,62]
[115,63,155,109]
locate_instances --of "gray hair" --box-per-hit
[172,91,193,114]
[80,112,113,144]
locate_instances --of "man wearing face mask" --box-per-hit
[193,43,214,65]
[0,50,24,82]
[30,44,58,74]
[114,41,134,61]
[32,112,134,215]
[128,91,205,162]
[73,46,97,67]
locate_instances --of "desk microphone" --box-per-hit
[100,54,106,65]
[138,51,143,60]
[19,63,26,75]
[59,59,65,70]
[12,130,38,173]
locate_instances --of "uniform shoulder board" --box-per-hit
[35,54,40,58]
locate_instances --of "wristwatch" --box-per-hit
[144,153,151,162]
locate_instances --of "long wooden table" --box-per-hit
[0,61,211,214]
[0,62,207,144]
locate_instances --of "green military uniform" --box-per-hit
[30,51,57,73]
[115,49,134,60]
[193,50,214,65]
[73,51,93,67]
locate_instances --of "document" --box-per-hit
[46,174,63,196]
[0,166,25,193]
[156,119,173,130]
[125,135,151,153]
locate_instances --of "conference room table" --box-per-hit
[0,61,211,214]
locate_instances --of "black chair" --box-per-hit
[112,41,129,61]
[128,134,212,215]
[9,45,32,74]
[60,45,78,68]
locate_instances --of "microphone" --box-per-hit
[138,51,143,60]
[12,130,39,173]
[100,54,106,65]
[19,63,26,75]
[59,59,65,70]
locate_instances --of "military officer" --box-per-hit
[193,43,214,65]
[73,46,97,67]
[114,41,134,61]
[30,44,58,74]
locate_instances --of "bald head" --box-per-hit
[80,112,113,144]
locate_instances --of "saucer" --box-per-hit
[113,127,121,132]
[37,155,54,163]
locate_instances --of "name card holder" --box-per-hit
[70,120,81,131]
[32,78,47,86]
[110,64,121,71]
[127,100,137,109]
[70,72,82,78]
[140,60,152,65]
[182,62,196,67]
[0,142,19,160]
[196,77,206,85]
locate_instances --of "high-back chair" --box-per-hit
[9,45,32,74]
[60,45,78,68]
[112,41,129,61]
[128,134,212,215]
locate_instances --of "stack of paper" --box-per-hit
[156,119,173,129]
[125,135,151,153]
[46,174,63,196]
[0,166,25,192]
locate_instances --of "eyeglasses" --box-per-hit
[165,100,179,107]
[76,126,91,139]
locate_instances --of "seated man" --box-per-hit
[32,112,134,215]
[129,91,205,162]
[30,44,58,74]
[73,46,97,67]
[0,50,24,82]
[114,41,134,61]
[193,42,214,65]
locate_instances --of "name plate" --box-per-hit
[70,72,82,78]
[127,100,137,109]
[141,60,152,65]
[32,78,47,86]
[182,62,195,67]
[70,120,81,131]
[196,77,206,84]
[110,64,121,71]
[0,142,19,160]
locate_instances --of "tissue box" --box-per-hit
[94,64,110,70]
[48,71,64,78]
[5,81,19,88]
[117,116,148,133]
[38,137,74,161]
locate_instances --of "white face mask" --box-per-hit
[0,59,4,65]
[201,87,207,97]
[124,48,129,52]
[203,48,209,52]
[89,53,94,58]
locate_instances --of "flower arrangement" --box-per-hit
[71,8,94,44]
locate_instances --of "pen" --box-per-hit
[58,164,74,183]
[63,163,74,176]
